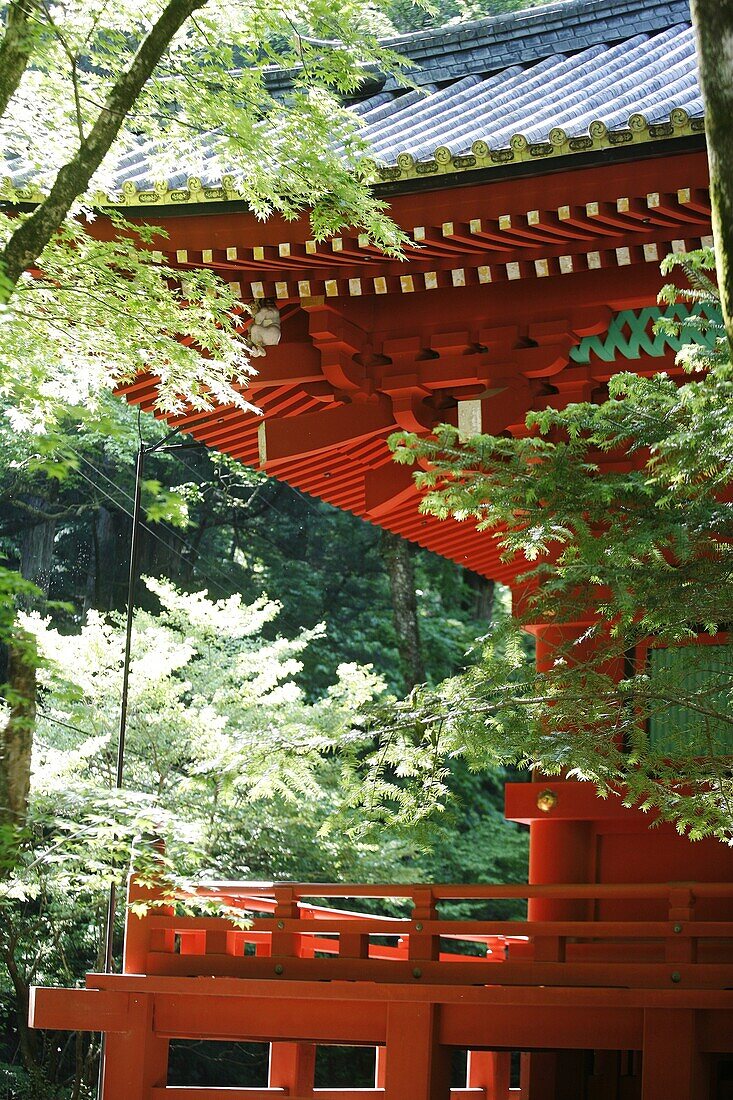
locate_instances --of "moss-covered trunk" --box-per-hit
[382,530,425,691]
[0,627,36,832]
[691,0,733,357]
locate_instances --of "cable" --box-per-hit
[36,706,96,739]
[73,464,233,602]
[76,447,260,579]
[76,453,206,564]
[71,455,306,633]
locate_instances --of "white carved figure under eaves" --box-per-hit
[246,299,282,358]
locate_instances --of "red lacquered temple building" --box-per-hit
[22,0,733,1094]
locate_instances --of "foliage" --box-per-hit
[0,565,525,1093]
[0,0,412,433]
[408,763,527,921]
[337,249,733,842]
[0,215,259,432]
[383,0,551,34]
[0,580,386,1093]
[29,577,382,807]
[0,391,493,694]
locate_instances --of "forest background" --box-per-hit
[0,391,529,1097]
[3,0,733,1091]
[0,3,534,1094]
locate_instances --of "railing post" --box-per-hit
[269,1041,316,1097]
[375,1045,387,1088]
[340,929,370,958]
[100,992,168,1100]
[467,1050,511,1099]
[641,1009,708,1099]
[383,1002,451,1100]
[269,889,313,1099]
[532,933,566,963]
[271,886,304,959]
[410,887,439,963]
[521,1051,556,1100]
[666,887,696,964]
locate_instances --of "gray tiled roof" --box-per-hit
[2,0,702,201]
[268,0,694,93]
[358,22,700,163]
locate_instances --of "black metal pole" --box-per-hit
[102,443,145,971]
[97,443,145,1098]
[96,424,192,1097]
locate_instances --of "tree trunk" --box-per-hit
[382,530,425,691]
[0,627,36,831]
[0,0,41,120]
[464,570,495,622]
[1,502,48,839]
[691,0,733,356]
[0,0,207,296]
[19,496,57,596]
[2,942,39,1071]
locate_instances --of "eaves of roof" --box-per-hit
[1,112,706,213]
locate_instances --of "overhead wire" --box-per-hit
[77,446,280,559]
[171,443,324,524]
[36,706,97,739]
[73,452,256,601]
[70,448,308,632]
[73,464,236,600]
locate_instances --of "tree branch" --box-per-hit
[690,0,733,357]
[38,0,86,142]
[0,0,41,119]
[0,0,208,295]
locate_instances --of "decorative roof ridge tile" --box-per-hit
[1,107,702,210]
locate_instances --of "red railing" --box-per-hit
[29,878,733,1099]
[124,878,733,989]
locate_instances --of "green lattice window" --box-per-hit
[569,303,721,365]
[647,643,733,756]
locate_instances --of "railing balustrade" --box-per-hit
[29,879,733,1099]
[123,878,733,989]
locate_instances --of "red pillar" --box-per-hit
[269,1041,316,1097]
[521,617,603,1095]
[101,993,168,1100]
[521,1051,557,1100]
[641,1010,708,1100]
[528,818,594,922]
[467,1050,510,1099]
[524,617,603,923]
[382,1003,451,1100]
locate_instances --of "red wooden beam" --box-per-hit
[150,1092,486,1099]
[151,991,387,1043]
[29,987,131,1032]
[440,1001,642,1051]
[83,972,733,1010]
[152,1091,286,1099]
[30,978,733,1056]
[259,400,395,469]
